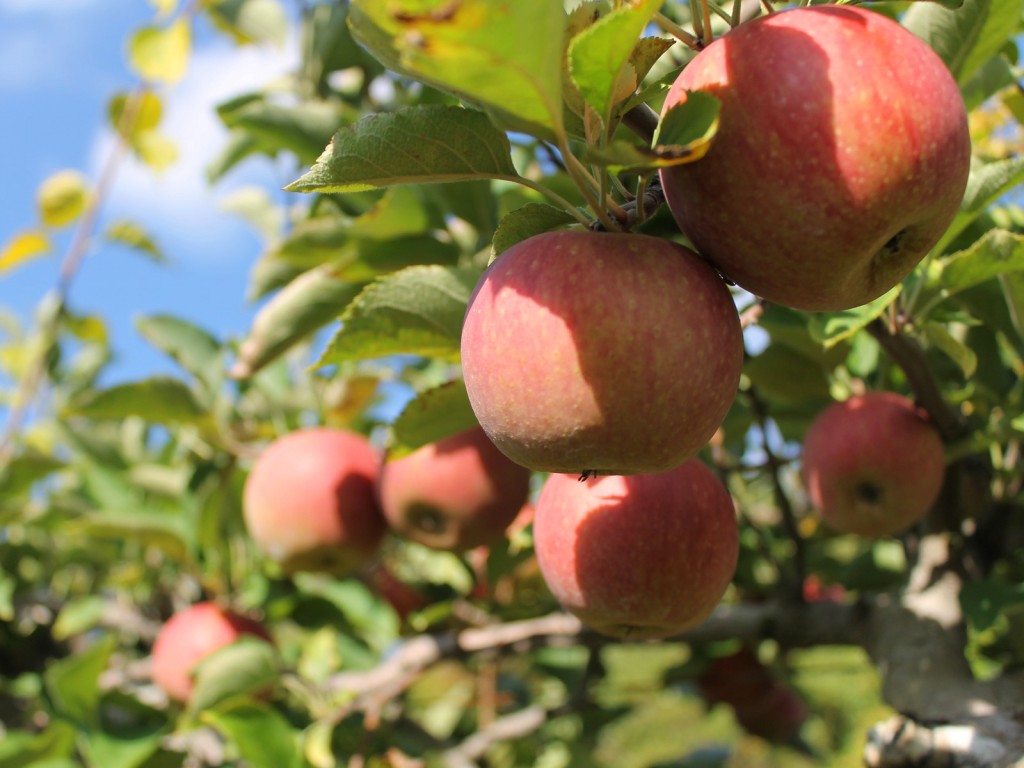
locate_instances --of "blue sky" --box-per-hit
[0,0,301,387]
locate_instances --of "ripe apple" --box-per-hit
[243,428,386,575]
[461,230,743,475]
[533,459,738,639]
[659,6,971,311]
[378,427,532,551]
[801,392,946,537]
[151,602,272,704]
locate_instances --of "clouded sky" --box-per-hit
[1,0,300,385]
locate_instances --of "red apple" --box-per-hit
[461,230,743,475]
[378,427,532,551]
[533,459,738,639]
[802,392,946,537]
[151,602,272,704]
[243,428,386,575]
[659,6,970,311]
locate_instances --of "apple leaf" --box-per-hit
[67,376,208,425]
[43,633,118,727]
[231,264,364,380]
[347,0,565,138]
[128,19,191,84]
[135,314,224,391]
[935,156,1024,254]
[922,321,978,377]
[902,0,1021,84]
[71,512,194,564]
[0,230,51,274]
[0,449,65,499]
[808,285,902,349]
[102,219,166,263]
[203,702,302,768]
[189,638,281,715]
[491,204,578,261]
[938,229,1024,297]
[287,106,521,194]
[568,0,663,126]
[317,265,482,365]
[37,170,90,229]
[389,380,480,458]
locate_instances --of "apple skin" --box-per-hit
[802,392,946,537]
[243,428,386,576]
[151,602,272,704]
[461,230,743,475]
[378,427,532,551]
[533,460,738,640]
[659,6,971,311]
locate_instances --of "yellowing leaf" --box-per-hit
[129,19,191,84]
[0,231,51,273]
[149,0,178,17]
[133,131,179,172]
[108,91,163,139]
[37,170,90,229]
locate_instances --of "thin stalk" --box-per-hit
[700,0,714,45]
[653,12,702,49]
[514,178,591,226]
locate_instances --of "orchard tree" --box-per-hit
[1,0,1024,767]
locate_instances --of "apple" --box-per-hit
[801,392,946,537]
[533,459,738,640]
[460,230,743,475]
[243,427,386,575]
[151,602,272,704]
[659,6,971,311]
[378,427,532,551]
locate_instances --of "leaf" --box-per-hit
[135,314,224,390]
[223,99,347,164]
[108,91,163,139]
[921,321,978,377]
[37,170,90,229]
[902,0,1021,83]
[317,265,482,364]
[348,0,566,137]
[44,634,118,726]
[68,376,207,424]
[0,722,76,768]
[128,19,191,84]
[652,91,721,158]
[231,264,364,379]
[939,229,1024,296]
[0,230,51,273]
[188,638,280,714]
[101,220,165,264]
[52,595,108,641]
[133,130,179,172]
[568,0,663,125]
[218,186,285,243]
[287,106,521,194]
[808,284,902,348]
[491,204,577,260]
[203,702,302,768]
[389,379,479,457]
[82,721,167,768]
[206,0,289,46]
[936,156,1024,253]
[73,512,193,563]
[0,449,64,498]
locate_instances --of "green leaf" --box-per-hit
[72,512,193,564]
[128,20,191,84]
[52,595,108,641]
[103,220,166,262]
[591,90,720,174]
[959,53,1017,111]
[218,186,285,243]
[389,379,479,457]
[0,449,65,498]
[491,204,578,260]
[223,99,348,164]
[206,0,289,46]
[938,229,1024,296]
[287,106,521,194]
[921,321,978,377]
[203,702,302,768]
[44,634,118,726]
[936,157,1024,253]
[317,265,481,364]
[348,0,565,137]
[68,377,207,424]
[568,0,662,125]
[902,0,1022,83]
[808,284,902,348]
[135,315,224,390]
[0,722,76,768]
[293,576,399,652]
[82,721,168,768]
[231,264,363,379]
[188,638,280,714]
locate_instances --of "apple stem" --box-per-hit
[761,0,777,13]
[700,0,714,45]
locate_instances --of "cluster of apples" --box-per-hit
[461,6,965,637]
